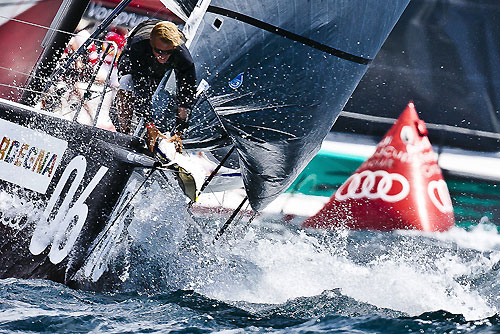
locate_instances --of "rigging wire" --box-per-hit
[0,82,116,106]
[0,83,57,98]
[340,111,500,140]
[0,14,107,44]
[206,185,226,210]
[224,200,252,240]
[0,76,115,96]
[0,65,38,78]
[0,64,70,90]
[0,64,117,100]
[214,196,248,241]
[0,15,117,105]
[197,184,228,231]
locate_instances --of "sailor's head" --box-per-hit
[150,21,184,64]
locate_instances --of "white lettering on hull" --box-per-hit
[29,155,108,264]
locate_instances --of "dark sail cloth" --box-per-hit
[117,20,197,126]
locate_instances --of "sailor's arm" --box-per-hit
[125,43,156,122]
[176,62,197,110]
[174,47,197,132]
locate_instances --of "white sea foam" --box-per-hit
[421,223,500,252]
[187,219,499,321]
[2,185,499,321]
[0,190,40,230]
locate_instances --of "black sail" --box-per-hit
[185,0,410,211]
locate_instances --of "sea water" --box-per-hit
[2,206,500,334]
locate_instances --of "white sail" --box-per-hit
[159,0,189,22]
[183,0,212,48]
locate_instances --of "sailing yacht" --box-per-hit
[0,0,410,287]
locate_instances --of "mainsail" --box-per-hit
[183,0,410,211]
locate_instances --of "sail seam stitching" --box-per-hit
[207,5,372,65]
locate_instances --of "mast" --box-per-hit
[20,0,91,106]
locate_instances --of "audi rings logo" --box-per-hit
[335,170,410,203]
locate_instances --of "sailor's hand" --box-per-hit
[168,133,183,153]
[146,122,167,152]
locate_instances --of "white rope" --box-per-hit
[341,110,500,140]
[209,186,224,205]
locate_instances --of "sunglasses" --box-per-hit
[152,46,175,55]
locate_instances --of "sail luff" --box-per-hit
[159,0,190,22]
[183,0,212,48]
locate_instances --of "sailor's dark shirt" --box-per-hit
[117,21,197,122]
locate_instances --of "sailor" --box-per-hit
[114,20,197,151]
